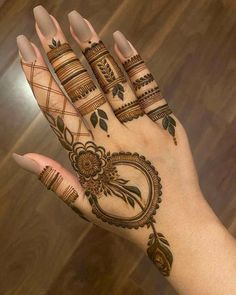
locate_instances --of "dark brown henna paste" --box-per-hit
[114,100,144,123]
[84,41,126,99]
[147,104,177,145]
[39,166,89,221]
[47,40,108,133]
[44,112,173,275]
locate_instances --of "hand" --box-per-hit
[14,6,201,278]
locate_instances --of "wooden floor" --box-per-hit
[0,0,235,294]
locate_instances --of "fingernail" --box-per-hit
[113,31,133,58]
[33,5,57,38]
[68,10,92,42]
[12,153,41,175]
[16,35,36,62]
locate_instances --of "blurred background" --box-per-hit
[0,0,235,294]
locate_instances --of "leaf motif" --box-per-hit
[116,178,129,185]
[117,83,124,91]
[124,185,141,198]
[90,112,98,128]
[44,112,56,126]
[59,138,72,151]
[97,59,115,82]
[127,197,135,208]
[49,44,54,49]
[162,116,169,129]
[97,109,108,120]
[51,126,63,139]
[112,84,119,97]
[168,124,175,137]
[64,127,73,145]
[168,115,176,126]
[52,38,57,47]
[99,118,108,132]
[57,116,64,133]
[99,119,108,132]
[118,90,124,100]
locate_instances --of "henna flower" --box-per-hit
[69,141,107,180]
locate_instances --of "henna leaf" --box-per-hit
[44,111,56,126]
[112,84,124,100]
[97,109,108,119]
[51,126,63,139]
[168,124,175,137]
[59,138,72,151]
[116,178,129,185]
[90,112,98,128]
[97,59,115,82]
[168,116,176,126]
[52,38,57,47]
[127,197,135,208]
[57,116,64,133]
[99,118,108,132]
[64,127,73,145]
[124,185,141,198]
[162,116,169,129]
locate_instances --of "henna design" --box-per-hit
[114,100,145,123]
[123,54,145,76]
[78,93,106,116]
[39,166,88,221]
[133,73,155,90]
[137,87,161,109]
[83,41,126,99]
[47,41,97,102]
[49,38,61,49]
[90,108,108,132]
[47,40,109,133]
[147,104,177,145]
[45,113,173,275]
[21,61,90,140]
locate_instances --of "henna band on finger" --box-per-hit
[39,165,88,221]
[84,41,126,97]
[47,42,97,102]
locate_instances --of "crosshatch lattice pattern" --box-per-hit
[21,61,91,141]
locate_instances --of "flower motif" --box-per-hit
[69,141,107,181]
[77,151,102,178]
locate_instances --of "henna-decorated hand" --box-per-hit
[14,6,201,278]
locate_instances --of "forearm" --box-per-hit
[138,191,236,295]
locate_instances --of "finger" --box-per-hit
[33,5,120,137]
[17,35,90,144]
[68,10,146,124]
[113,31,178,145]
[12,152,90,222]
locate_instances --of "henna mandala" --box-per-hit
[147,104,177,145]
[43,111,173,275]
[83,41,126,99]
[39,165,88,221]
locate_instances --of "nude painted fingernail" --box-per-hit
[113,31,133,58]
[16,35,36,62]
[33,5,56,38]
[68,10,92,42]
[12,153,41,175]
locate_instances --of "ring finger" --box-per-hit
[68,10,146,125]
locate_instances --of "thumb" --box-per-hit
[12,152,89,222]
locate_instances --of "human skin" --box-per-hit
[13,5,236,295]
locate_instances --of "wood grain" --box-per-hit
[0,0,235,294]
